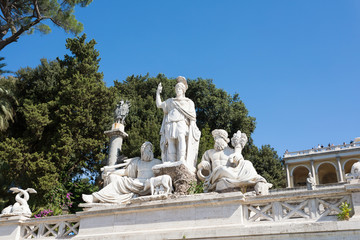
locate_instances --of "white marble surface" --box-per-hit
[145,175,173,195]
[197,129,270,193]
[82,142,162,204]
[74,183,360,239]
[156,76,201,172]
[1,188,36,218]
[2,184,360,239]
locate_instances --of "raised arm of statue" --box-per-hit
[101,158,139,184]
[156,83,165,109]
[101,162,128,172]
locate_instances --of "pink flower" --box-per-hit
[66,192,72,200]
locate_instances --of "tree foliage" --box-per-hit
[0,57,16,132]
[0,35,114,210]
[0,0,93,50]
[0,57,11,74]
[0,76,17,131]
[248,144,286,188]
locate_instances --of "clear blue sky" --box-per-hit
[2,1,360,156]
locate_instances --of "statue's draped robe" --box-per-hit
[160,98,201,168]
[201,150,266,192]
[93,158,144,203]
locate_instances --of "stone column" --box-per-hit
[104,123,128,166]
[310,160,317,184]
[336,156,344,182]
[285,164,291,188]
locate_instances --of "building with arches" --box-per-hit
[284,139,360,188]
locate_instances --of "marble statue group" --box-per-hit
[81,76,272,205]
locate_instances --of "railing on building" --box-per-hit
[284,142,360,158]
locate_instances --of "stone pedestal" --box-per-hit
[3,184,360,240]
[152,162,196,195]
[104,123,128,166]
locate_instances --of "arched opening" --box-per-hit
[318,163,338,184]
[344,160,359,174]
[293,166,309,187]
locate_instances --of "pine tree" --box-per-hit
[0,0,93,50]
[0,35,114,211]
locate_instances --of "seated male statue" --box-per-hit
[197,129,270,193]
[82,141,162,204]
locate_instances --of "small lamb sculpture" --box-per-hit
[145,175,173,196]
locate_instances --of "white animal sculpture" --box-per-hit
[145,175,173,196]
[1,187,37,217]
[254,182,273,196]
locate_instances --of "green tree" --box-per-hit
[0,57,15,132]
[0,76,17,131]
[249,144,286,188]
[0,34,114,211]
[0,0,93,51]
[0,57,11,74]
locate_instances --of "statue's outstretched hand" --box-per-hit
[157,83,163,94]
[228,152,243,166]
[199,161,211,170]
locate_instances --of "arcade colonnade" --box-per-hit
[284,142,360,188]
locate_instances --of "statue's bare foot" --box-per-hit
[82,194,98,203]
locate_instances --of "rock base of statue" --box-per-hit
[79,194,171,211]
[212,180,256,193]
[152,162,196,195]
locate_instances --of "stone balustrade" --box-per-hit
[244,186,352,222]
[1,183,360,239]
[0,214,79,239]
[284,142,360,158]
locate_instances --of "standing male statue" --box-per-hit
[156,76,201,171]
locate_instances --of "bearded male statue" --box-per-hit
[197,129,271,194]
[82,142,162,204]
